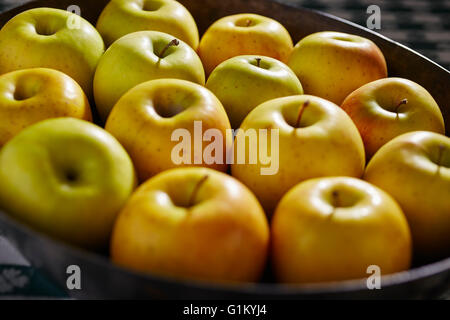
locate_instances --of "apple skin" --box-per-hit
[271,177,412,283]
[198,13,293,75]
[0,118,136,249]
[0,8,104,97]
[231,95,365,215]
[0,68,92,147]
[105,79,231,182]
[206,55,303,129]
[96,0,199,48]
[288,31,387,105]
[341,77,445,159]
[364,131,450,260]
[110,167,269,283]
[94,31,205,121]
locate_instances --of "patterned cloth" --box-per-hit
[282,0,450,70]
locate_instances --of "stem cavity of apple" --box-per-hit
[188,174,209,207]
[158,39,180,59]
[295,100,310,128]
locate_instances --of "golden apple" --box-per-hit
[288,31,387,105]
[96,0,199,48]
[105,79,231,182]
[231,95,365,215]
[0,8,104,97]
[272,177,412,283]
[341,77,445,158]
[0,68,92,147]
[94,31,205,121]
[364,131,450,259]
[206,55,303,129]
[198,13,293,75]
[111,167,269,283]
[0,118,136,249]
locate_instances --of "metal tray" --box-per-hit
[0,0,449,299]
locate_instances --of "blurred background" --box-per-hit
[1,0,449,70]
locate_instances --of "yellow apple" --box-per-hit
[364,131,450,260]
[272,177,412,283]
[111,167,269,283]
[0,68,92,147]
[0,8,104,97]
[198,13,293,75]
[96,0,199,48]
[341,77,445,158]
[288,31,387,105]
[231,95,365,215]
[206,55,303,129]
[0,118,136,249]
[105,79,231,182]
[94,31,205,121]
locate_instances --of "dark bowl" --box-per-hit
[0,0,449,299]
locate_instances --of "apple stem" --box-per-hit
[246,19,252,27]
[188,174,209,207]
[437,144,445,171]
[395,98,408,114]
[255,58,262,68]
[295,100,310,128]
[332,190,340,208]
[158,39,180,59]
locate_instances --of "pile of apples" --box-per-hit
[0,0,448,285]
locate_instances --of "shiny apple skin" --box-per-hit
[341,77,445,158]
[96,0,199,48]
[364,131,450,259]
[231,95,365,215]
[0,8,104,97]
[111,167,269,283]
[0,118,136,249]
[288,31,387,105]
[94,30,205,121]
[272,177,412,284]
[105,79,231,182]
[206,55,303,129]
[0,68,92,147]
[198,13,293,75]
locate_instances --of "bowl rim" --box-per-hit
[1,205,449,297]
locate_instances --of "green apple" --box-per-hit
[105,78,231,182]
[288,31,387,105]
[111,167,269,283]
[206,55,303,129]
[198,13,293,75]
[341,77,445,158]
[0,67,92,147]
[364,131,450,260]
[272,177,412,283]
[94,31,205,121]
[231,95,365,215]
[96,0,199,48]
[0,8,104,97]
[0,118,136,249]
